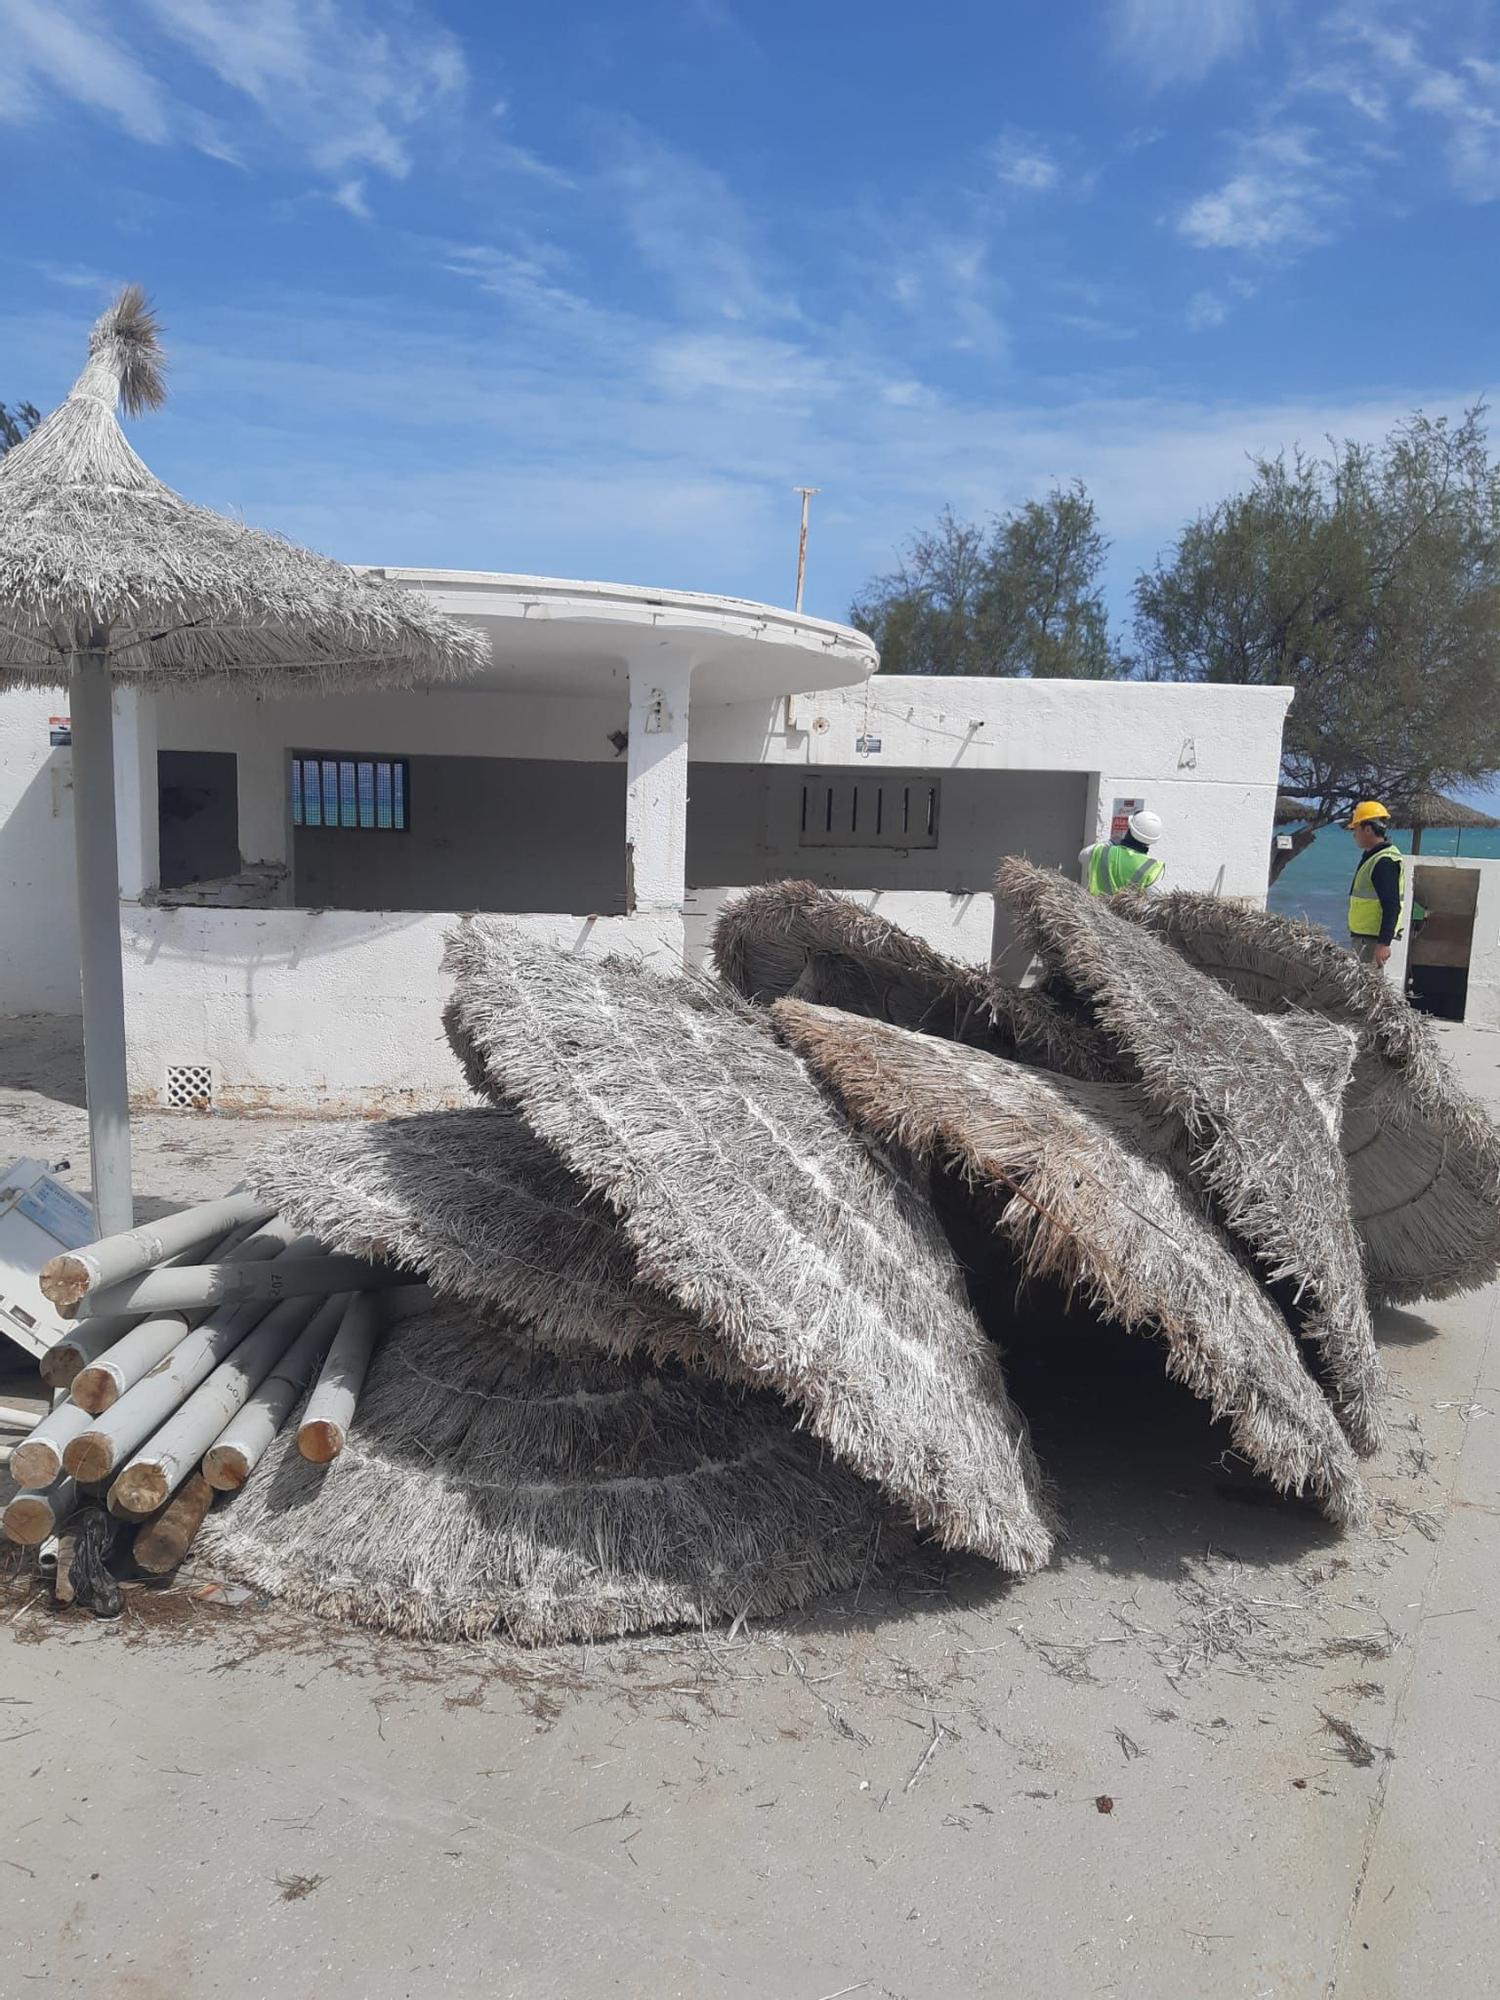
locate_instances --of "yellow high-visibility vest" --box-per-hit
[1086,842,1164,896]
[1348,842,1406,938]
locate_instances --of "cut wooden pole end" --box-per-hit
[38,1255,90,1311]
[9,1437,66,1489]
[111,1464,171,1517]
[62,1433,117,1485]
[3,1490,66,1546]
[69,1367,121,1416]
[200,1444,251,1492]
[296,1419,346,1465]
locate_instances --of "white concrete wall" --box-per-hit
[691,675,1292,906]
[121,905,684,1114]
[0,690,80,1014]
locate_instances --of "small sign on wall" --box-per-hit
[855,734,882,756]
[1110,795,1144,839]
[48,715,71,747]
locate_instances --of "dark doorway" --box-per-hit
[158,750,240,889]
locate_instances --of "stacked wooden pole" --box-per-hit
[5,1192,405,1584]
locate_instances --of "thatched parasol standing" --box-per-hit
[0,288,485,1233]
[1391,787,1500,855]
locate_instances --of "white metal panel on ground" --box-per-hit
[0,1156,94,1361]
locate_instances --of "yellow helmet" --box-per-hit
[1347,800,1390,829]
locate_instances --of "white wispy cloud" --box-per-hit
[440,243,591,319]
[1109,0,1258,89]
[1179,127,1345,250]
[1335,17,1500,202]
[991,131,1062,191]
[32,258,116,292]
[332,178,372,220]
[606,122,799,323]
[143,0,466,180]
[0,0,465,191]
[1186,289,1229,330]
[0,0,170,142]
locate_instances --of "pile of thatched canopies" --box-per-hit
[10,865,1499,1641]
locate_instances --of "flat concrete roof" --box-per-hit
[367,568,878,704]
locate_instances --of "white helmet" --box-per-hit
[1127,809,1163,846]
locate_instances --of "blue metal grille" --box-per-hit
[290,756,410,833]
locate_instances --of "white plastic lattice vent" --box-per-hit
[164,1064,215,1110]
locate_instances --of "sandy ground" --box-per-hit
[2,1013,1498,1999]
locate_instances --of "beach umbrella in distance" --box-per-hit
[1391,787,1500,856]
[0,287,486,1234]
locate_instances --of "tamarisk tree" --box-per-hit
[1134,408,1500,880]
[853,483,1123,679]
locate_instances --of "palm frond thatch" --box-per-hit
[0,287,488,690]
[773,1000,1367,1525]
[249,1107,723,1377]
[995,860,1383,1454]
[1124,892,1500,1303]
[442,921,1057,1570]
[1395,788,1500,832]
[199,1309,900,1645]
[713,880,1118,1081]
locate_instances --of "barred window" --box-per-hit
[291,755,409,832]
[798,776,940,849]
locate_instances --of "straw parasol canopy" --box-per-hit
[712,879,1120,1082]
[1391,788,1500,853]
[0,286,485,690]
[0,287,486,1233]
[1123,890,1500,1303]
[773,998,1367,1525]
[1274,793,1317,825]
[995,858,1384,1455]
[443,918,1057,1571]
[199,1307,902,1645]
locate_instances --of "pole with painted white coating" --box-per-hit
[40,1189,274,1311]
[3,1474,77,1547]
[202,1293,348,1490]
[68,650,133,1239]
[63,1236,322,1484]
[68,1219,298,1412]
[9,1401,96,1489]
[111,1291,319,1514]
[298,1293,381,1462]
[81,1252,405,1319]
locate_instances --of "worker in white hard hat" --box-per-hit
[1080,809,1165,896]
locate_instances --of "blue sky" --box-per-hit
[2,0,1499,645]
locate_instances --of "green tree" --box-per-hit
[852,483,1123,679]
[0,401,40,454]
[1134,408,1500,879]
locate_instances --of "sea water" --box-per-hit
[1267,823,1500,936]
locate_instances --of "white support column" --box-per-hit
[113,687,159,902]
[237,735,290,875]
[625,663,693,915]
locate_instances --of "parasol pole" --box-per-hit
[69,646,134,1237]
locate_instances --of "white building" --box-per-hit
[0,569,1293,1113]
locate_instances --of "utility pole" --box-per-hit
[793,486,820,613]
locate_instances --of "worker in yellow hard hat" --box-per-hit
[1346,801,1406,970]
